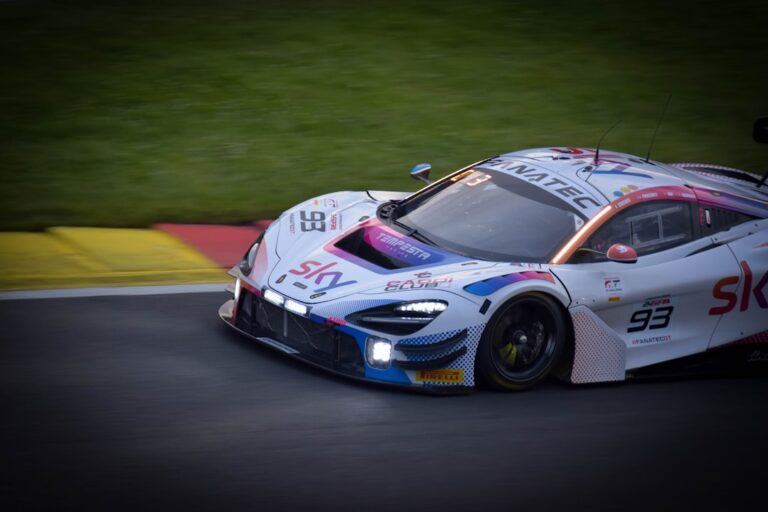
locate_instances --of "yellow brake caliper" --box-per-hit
[500,343,517,366]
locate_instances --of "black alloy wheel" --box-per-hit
[476,293,568,390]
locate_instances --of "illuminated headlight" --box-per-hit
[394,301,448,315]
[365,336,392,369]
[284,299,308,317]
[234,278,242,303]
[346,300,449,335]
[263,288,284,306]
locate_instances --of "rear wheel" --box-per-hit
[476,294,567,390]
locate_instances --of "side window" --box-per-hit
[572,201,695,263]
[699,207,755,236]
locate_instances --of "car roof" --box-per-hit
[481,147,768,219]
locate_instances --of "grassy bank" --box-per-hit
[1,0,766,229]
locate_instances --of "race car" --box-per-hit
[219,119,768,391]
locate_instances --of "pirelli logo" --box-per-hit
[415,369,464,383]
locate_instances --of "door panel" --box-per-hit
[553,237,741,369]
[708,220,768,348]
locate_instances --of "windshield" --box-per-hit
[391,167,587,262]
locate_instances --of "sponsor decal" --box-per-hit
[550,147,586,155]
[610,185,697,212]
[293,282,308,290]
[313,198,339,208]
[613,184,639,198]
[415,369,464,383]
[608,296,621,302]
[371,232,433,262]
[550,148,656,168]
[709,260,767,315]
[384,277,452,292]
[358,215,370,222]
[289,260,358,293]
[642,295,671,308]
[604,277,622,293]
[329,213,339,231]
[276,274,286,284]
[482,159,602,211]
[627,295,674,333]
[309,292,326,299]
[414,271,432,278]
[631,335,672,346]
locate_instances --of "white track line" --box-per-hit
[0,283,229,301]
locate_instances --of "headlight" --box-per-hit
[365,336,392,369]
[261,289,310,317]
[394,301,448,315]
[284,299,308,317]
[238,232,264,275]
[346,300,448,335]
[263,288,284,306]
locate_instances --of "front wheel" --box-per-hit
[476,293,568,390]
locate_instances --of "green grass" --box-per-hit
[1,0,767,230]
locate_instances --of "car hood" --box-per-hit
[266,192,501,303]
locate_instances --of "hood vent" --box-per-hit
[334,228,412,270]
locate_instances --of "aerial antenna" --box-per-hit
[585,119,622,183]
[754,117,768,188]
[593,119,623,166]
[645,94,672,163]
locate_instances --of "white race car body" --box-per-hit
[220,146,768,391]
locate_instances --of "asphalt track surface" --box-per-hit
[2,292,767,511]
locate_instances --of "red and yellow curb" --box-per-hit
[0,223,270,291]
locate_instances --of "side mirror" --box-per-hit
[606,243,637,264]
[754,118,768,144]
[410,163,432,184]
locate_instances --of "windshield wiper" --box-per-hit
[394,220,438,247]
[377,200,401,222]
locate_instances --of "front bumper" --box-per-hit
[219,287,472,393]
[221,288,365,377]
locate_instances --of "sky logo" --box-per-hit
[289,260,358,293]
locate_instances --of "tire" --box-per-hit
[476,293,568,391]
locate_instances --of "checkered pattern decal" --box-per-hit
[724,330,768,346]
[399,325,486,386]
[569,306,626,384]
[671,163,761,186]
